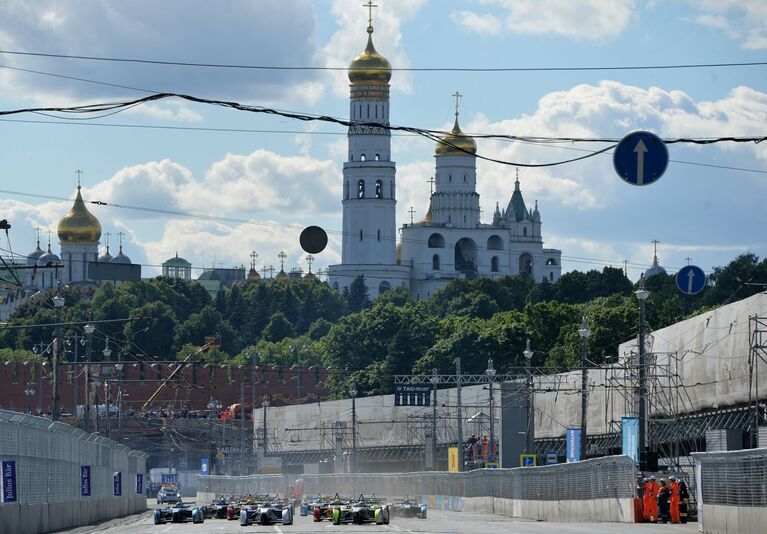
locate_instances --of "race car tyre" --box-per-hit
[153,510,164,525]
[383,506,390,524]
[240,510,248,526]
[332,508,341,525]
[282,508,293,525]
[193,508,204,524]
[313,508,322,522]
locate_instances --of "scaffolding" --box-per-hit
[748,315,767,444]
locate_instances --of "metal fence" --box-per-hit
[0,409,147,505]
[199,455,637,502]
[693,448,767,507]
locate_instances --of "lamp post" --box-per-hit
[578,315,591,461]
[486,358,497,463]
[24,382,35,414]
[261,397,269,456]
[455,356,463,471]
[66,333,85,415]
[83,324,95,432]
[207,398,222,473]
[635,281,650,472]
[102,338,112,437]
[115,363,124,443]
[349,385,357,472]
[523,339,534,454]
[51,292,65,421]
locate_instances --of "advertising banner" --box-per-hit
[80,465,91,497]
[566,428,581,462]
[113,471,122,496]
[200,457,209,475]
[135,473,143,495]
[393,384,432,406]
[520,454,536,467]
[447,447,459,472]
[621,416,639,463]
[1,461,17,503]
[161,473,179,486]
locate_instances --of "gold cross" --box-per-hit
[278,251,287,270]
[364,1,378,27]
[306,254,314,272]
[74,169,83,187]
[452,91,463,118]
[250,250,258,269]
[408,206,416,224]
[427,176,435,194]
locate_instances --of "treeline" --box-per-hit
[1,253,764,398]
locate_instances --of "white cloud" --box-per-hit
[453,0,635,40]
[687,0,767,49]
[450,10,502,35]
[0,0,321,105]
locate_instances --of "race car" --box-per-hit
[332,494,390,525]
[393,495,427,519]
[240,496,294,526]
[309,495,336,521]
[204,496,231,519]
[154,503,205,524]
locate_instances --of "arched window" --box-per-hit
[375,179,383,198]
[390,181,394,198]
[464,174,467,183]
[359,230,363,241]
[377,229,381,241]
[523,227,528,237]
[428,233,445,248]
[433,254,440,270]
[375,154,380,161]
[549,272,554,281]
[545,258,558,266]
[344,180,349,199]
[357,179,365,198]
[361,154,366,161]
[491,256,500,272]
[379,281,391,294]
[487,235,504,250]
[519,253,533,275]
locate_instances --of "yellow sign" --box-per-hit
[447,446,459,472]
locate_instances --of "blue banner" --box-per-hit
[135,473,143,495]
[113,471,122,496]
[200,457,209,475]
[566,428,581,462]
[80,465,91,497]
[621,416,639,463]
[2,461,17,502]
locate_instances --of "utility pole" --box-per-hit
[262,397,269,456]
[486,359,496,463]
[523,339,535,454]
[51,292,65,421]
[349,385,357,472]
[83,324,95,432]
[455,357,463,471]
[429,369,439,469]
[636,280,650,472]
[579,315,591,461]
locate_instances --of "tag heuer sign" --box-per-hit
[394,384,432,406]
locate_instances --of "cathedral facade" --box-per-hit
[329,16,561,301]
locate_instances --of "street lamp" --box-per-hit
[115,363,124,442]
[261,397,269,456]
[635,280,650,472]
[578,315,591,461]
[429,369,440,470]
[523,339,534,454]
[66,334,85,414]
[24,382,35,414]
[102,336,112,360]
[83,323,95,432]
[349,385,357,472]
[486,358,497,464]
[51,292,65,421]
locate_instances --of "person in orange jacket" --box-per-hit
[669,476,680,523]
[641,478,652,522]
[647,476,659,522]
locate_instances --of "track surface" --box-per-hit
[55,501,698,534]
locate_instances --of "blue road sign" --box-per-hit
[613,131,668,186]
[676,265,706,295]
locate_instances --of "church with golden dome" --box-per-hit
[329,6,561,300]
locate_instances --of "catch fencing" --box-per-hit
[692,447,767,534]
[0,410,147,534]
[199,455,637,519]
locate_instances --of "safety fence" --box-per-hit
[691,447,767,534]
[0,410,147,534]
[199,455,637,522]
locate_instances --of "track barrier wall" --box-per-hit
[198,455,637,523]
[0,410,147,534]
[692,448,767,534]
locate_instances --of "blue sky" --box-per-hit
[0,0,765,281]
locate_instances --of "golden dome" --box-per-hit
[247,268,261,283]
[57,186,102,243]
[435,117,477,156]
[303,271,317,282]
[419,198,433,224]
[348,26,392,85]
[275,269,289,282]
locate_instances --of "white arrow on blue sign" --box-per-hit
[676,265,706,295]
[613,131,669,186]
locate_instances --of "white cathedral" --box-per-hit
[329,16,562,300]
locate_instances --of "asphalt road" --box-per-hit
[57,503,699,534]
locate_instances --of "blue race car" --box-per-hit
[154,503,205,524]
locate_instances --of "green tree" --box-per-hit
[123,301,177,359]
[346,275,371,312]
[262,312,296,343]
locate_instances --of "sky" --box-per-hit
[0,0,765,282]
